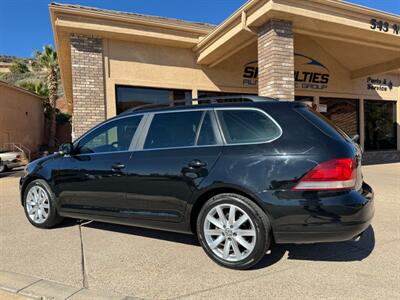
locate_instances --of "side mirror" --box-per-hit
[59,143,74,155]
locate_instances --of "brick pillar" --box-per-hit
[257,19,294,100]
[70,34,105,138]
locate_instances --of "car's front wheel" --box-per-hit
[23,179,63,228]
[0,164,7,173]
[197,193,271,270]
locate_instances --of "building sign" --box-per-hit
[367,77,394,92]
[242,60,258,86]
[370,19,400,35]
[294,53,330,90]
[242,53,330,90]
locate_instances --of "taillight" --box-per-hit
[292,158,356,191]
[16,155,21,160]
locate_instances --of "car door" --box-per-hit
[54,114,144,218]
[123,109,223,226]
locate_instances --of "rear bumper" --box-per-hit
[274,220,371,244]
[262,182,374,244]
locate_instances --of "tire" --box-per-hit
[0,165,7,173]
[197,193,271,270]
[23,179,63,228]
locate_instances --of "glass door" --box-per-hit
[364,100,397,151]
[319,97,359,138]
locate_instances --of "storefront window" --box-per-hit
[295,96,314,108]
[319,97,359,138]
[115,85,192,114]
[197,91,257,104]
[364,100,397,151]
[197,91,247,98]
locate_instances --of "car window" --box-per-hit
[77,116,142,154]
[144,111,203,149]
[196,111,217,146]
[217,109,281,144]
[296,106,352,142]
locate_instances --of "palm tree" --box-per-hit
[32,45,59,149]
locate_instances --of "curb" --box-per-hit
[0,270,140,300]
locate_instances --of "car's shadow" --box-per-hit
[62,219,375,269]
[253,225,375,270]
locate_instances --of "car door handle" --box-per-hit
[111,163,125,170]
[188,159,206,168]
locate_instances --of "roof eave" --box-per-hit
[49,3,214,36]
[49,3,216,112]
[195,0,400,66]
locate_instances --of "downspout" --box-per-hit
[241,11,257,35]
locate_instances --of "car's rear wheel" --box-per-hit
[23,179,63,228]
[197,193,271,270]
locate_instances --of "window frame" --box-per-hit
[72,107,283,155]
[73,114,147,156]
[136,109,223,151]
[214,107,283,145]
[135,107,282,151]
[195,111,220,146]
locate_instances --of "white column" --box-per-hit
[192,89,198,105]
[314,96,319,111]
[397,97,400,151]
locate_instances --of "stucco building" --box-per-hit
[0,80,45,154]
[50,0,400,159]
[0,62,12,73]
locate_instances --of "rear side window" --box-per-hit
[144,111,203,149]
[216,109,281,144]
[296,106,351,142]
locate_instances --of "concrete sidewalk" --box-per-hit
[0,270,128,299]
[1,164,399,299]
[0,289,30,300]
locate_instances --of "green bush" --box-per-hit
[9,60,29,74]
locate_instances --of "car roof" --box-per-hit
[75,96,305,145]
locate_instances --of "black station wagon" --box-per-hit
[20,96,374,269]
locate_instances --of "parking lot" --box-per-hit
[0,163,399,299]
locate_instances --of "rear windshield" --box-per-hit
[295,106,352,142]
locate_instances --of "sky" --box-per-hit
[0,0,399,58]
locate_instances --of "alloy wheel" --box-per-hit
[203,203,256,262]
[25,186,50,224]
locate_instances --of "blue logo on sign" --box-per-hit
[294,53,329,72]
